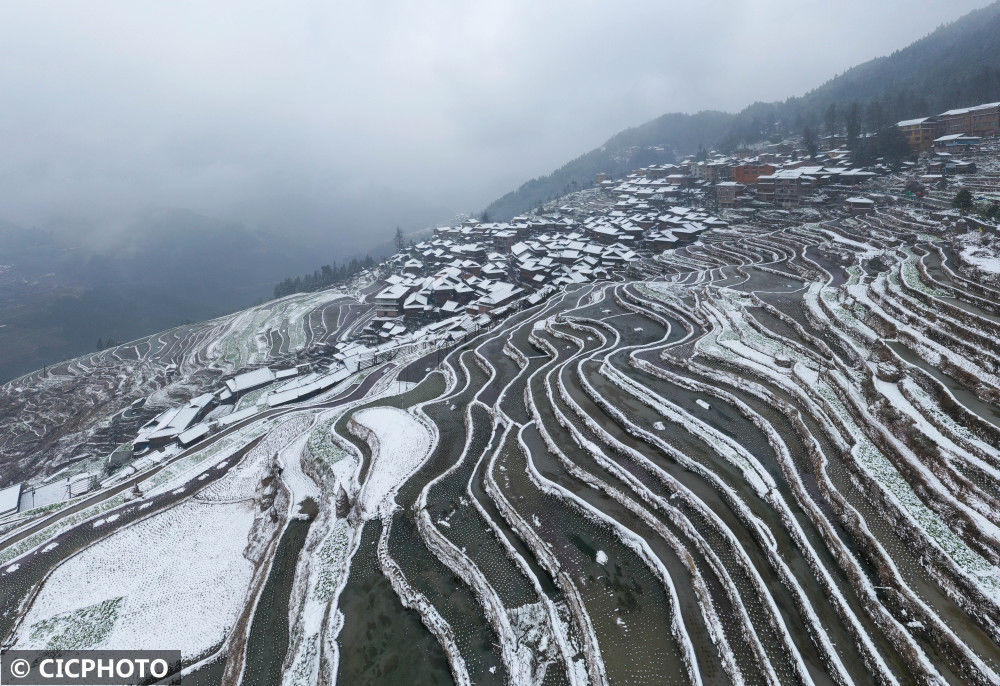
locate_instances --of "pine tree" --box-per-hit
[953,188,973,214]
[803,126,818,158]
[824,103,838,136]
[845,102,862,145]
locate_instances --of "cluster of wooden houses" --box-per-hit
[897,101,1000,152]
[365,200,727,342]
[133,364,353,453]
[610,151,880,211]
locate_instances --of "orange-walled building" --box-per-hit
[897,117,940,151]
[732,163,776,185]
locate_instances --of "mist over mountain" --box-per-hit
[0,185,457,381]
[485,0,1000,220]
[0,199,455,382]
[0,0,992,382]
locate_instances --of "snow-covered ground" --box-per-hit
[352,406,432,519]
[276,423,321,504]
[14,498,257,659]
[959,232,1000,275]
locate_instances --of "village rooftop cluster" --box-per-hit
[366,104,1000,348]
[22,98,1000,496]
[364,202,728,343]
[606,99,1000,215]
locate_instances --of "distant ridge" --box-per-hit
[485,1,1000,220]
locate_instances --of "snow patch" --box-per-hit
[15,499,256,659]
[353,407,432,519]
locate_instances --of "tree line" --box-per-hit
[273,256,376,299]
[479,3,1000,221]
[799,100,912,166]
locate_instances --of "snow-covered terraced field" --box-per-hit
[4,206,1000,685]
[0,288,364,486]
[13,498,257,659]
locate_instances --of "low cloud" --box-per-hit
[0,0,988,245]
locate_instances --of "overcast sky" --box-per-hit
[0,0,990,242]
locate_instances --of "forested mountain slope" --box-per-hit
[485,1,1000,220]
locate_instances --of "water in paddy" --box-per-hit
[521,418,735,685]
[548,358,767,679]
[424,405,538,608]
[502,423,689,686]
[887,341,1000,430]
[731,268,805,294]
[660,364,952,680]
[183,657,226,685]
[499,325,551,425]
[919,254,1000,324]
[483,432,564,601]
[804,245,851,287]
[638,359,929,682]
[242,499,316,686]
[711,265,749,288]
[566,352,805,671]
[398,346,451,383]
[395,360,482,509]
[939,291,1000,324]
[746,306,820,354]
[337,520,452,685]
[753,289,812,328]
[924,251,1000,320]
[755,289,853,362]
[387,511,506,685]
[477,332,520,406]
[571,301,669,349]
[477,307,553,407]
[628,303,692,347]
[676,348,1000,680]
[575,361,838,683]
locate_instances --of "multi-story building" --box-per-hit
[692,160,733,183]
[845,196,875,215]
[933,133,980,151]
[938,107,970,135]
[897,117,940,151]
[925,102,1000,140]
[372,283,411,319]
[968,102,1000,138]
[716,181,741,207]
[707,161,732,182]
[772,169,809,208]
[732,163,776,185]
[756,174,775,203]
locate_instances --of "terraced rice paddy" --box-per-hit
[4,207,1000,684]
[0,289,364,484]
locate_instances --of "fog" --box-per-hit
[0,0,989,249]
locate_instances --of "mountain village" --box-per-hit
[4,93,998,521]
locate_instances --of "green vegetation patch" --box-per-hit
[29,597,124,650]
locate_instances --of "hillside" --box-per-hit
[6,178,1000,682]
[485,0,1000,220]
[0,212,328,382]
[484,111,736,220]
